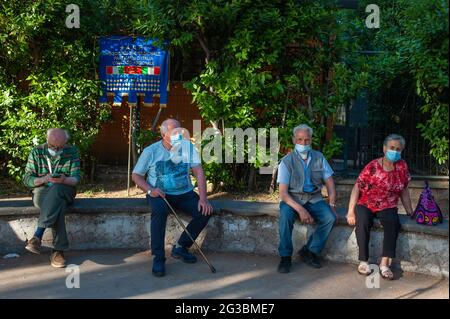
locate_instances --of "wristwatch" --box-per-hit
[147,189,153,196]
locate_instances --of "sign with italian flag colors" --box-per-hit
[105,66,161,75]
[98,36,169,106]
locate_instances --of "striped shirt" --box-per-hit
[22,143,81,188]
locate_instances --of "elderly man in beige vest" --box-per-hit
[277,124,338,273]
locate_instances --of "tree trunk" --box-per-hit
[269,164,278,193]
[90,156,96,183]
[248,166,256,191]
[303,83,313,117]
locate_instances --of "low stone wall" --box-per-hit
[0,199,206,254]
[0,198,448,277]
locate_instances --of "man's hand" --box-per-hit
[149,188,165,198]
[43,174,52,184]
[49,175,66,184]
[297,207,314,224]
[198,198,213,216]
[347,211,356,226]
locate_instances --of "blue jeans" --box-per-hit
[278,200,336,257]
[147,190,211,261]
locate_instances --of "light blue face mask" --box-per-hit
[385,149,401,162]
[295,144,311,154]
[170,133,183,146]
[170,140,192,164]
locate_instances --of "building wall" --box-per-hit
[92,82,205,165]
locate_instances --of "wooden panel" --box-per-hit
[92,82,206,164]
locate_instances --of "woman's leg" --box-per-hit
[377,207,400,266]
[355,205,374,262]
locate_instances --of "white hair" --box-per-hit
[46,128,69,141]
[384,134,406,149]
[293,124,313,137]
[160,119,180,135]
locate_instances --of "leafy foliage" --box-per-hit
[135,0,366,189]
[347,0,449,164]
[0,0,138,181]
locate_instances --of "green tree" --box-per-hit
[0,0,138,181]
[348,0,449,165]
[135,0,367,190]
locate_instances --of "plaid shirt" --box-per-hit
[23,143,81,188]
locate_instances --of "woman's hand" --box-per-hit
[347,211,356,226]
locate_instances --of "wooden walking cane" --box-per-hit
[162,196,216,273]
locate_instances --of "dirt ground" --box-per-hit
[0,165,280,202]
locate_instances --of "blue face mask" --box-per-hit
[385,150,401,162]
[295,144,311,154]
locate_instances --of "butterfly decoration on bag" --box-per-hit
[411,181,444,226]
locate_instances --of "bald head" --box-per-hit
[160,119,180,137]
[47,128,69,150]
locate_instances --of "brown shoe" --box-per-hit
[25,237,41,254]
[50,251,67,268]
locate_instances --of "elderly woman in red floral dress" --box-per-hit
[347,134,414,280]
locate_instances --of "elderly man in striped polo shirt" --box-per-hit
[23,128,81,268]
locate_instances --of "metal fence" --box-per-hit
[332,88,449,178]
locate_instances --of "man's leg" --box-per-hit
[278,201,298,257]
[27,185,75,256]
[25,187,50,254]
[47,185,76,252]
[147,195,172,276]
[147,195,170,260]
[303,200,336,255]
[277,201,297,273]
[33,185,74,230]
[171,191,210,263]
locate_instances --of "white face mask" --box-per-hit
[48,148,62,157]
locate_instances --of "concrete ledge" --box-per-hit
[0,198,448,277]
[1,198,448,237]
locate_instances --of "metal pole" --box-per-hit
[151,105,164,132]
[127,103,132,197]
[343,101,350,177]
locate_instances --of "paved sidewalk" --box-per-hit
[0,249,448,299]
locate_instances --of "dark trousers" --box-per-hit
[147,190,211,261]
[355,205,400,261]
[32,184,76,251]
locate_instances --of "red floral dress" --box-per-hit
[356,158,411,212]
